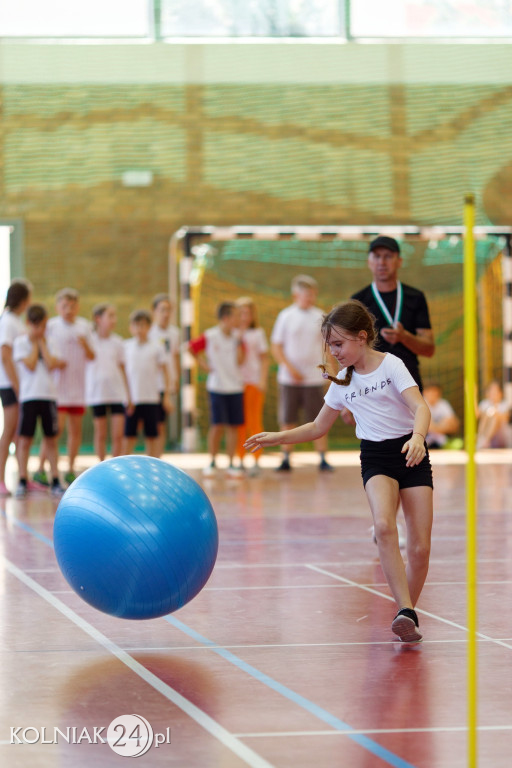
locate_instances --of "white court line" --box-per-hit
[2,556,275,768]
[203,580,512,592]
[23,568,59,573]
[307,564,512,651]
[215,557,512,569]
[232,725,512,739]
[120,637,509,652]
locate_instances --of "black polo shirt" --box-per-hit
[351,283,432,389]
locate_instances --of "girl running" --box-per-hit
[244,299,433,643]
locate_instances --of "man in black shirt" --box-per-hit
[350,235,435,550]
[351,236,435,388]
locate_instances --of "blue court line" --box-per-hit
[1,510,54,548]
[4,508,418,768]
[165,615,417,768]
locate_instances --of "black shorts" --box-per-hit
[19,400,59,438]
[208,392,244,426]
[0,387,18,407]
[92,403,125,418]
[124,403,159,438]
[360,433,433,490]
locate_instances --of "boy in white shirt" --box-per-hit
[189,301,245,477]
[13,304,66,497]
[35,288,95,486]
[124,310,172,457]
[149,293,179,456]
[271,275,333,472]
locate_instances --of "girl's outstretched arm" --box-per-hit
[244,404,339,453]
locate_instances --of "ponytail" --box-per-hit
[319,364,355,386]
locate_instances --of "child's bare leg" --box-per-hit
[111,414,125,457]
[93,416,107,461]
[0,403,19,483]
[124,436,137,455]
[207,424,224,464]
[145,437,159,457]
[225,426,238,464]
[67,413,83,473]
[156,420,166,458]
[365,474,413,609]
[16,436,31,480]
[44,436,60,481]
[400,486,433,606]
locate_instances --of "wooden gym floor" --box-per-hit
[1,449,511,767]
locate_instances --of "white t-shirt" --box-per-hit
[203,326,244,394]
[124,338,165,404]
[85,333,127,406]
[427,399,457,447]
[149,323,180,392]
[0,311,26,388]
[13,335,59,402]
[271,304,324,386]
[47,316,93,406]
[324,353,418,441]
[240,327,269,386]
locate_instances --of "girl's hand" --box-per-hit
[401,433,426,467]
[244,432,282,452]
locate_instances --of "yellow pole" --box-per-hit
[463,194,478,768]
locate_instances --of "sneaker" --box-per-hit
[0,481,11,497]
[202,465,217,478]
[226,466,244,478]
[319,459,334,472]
[370,523,407,550]
[247,465,261,477]
[51,483,66,497]
[32,470,50,487]
[275,458,292,472]
[391,608,423,643]
[64,471,77,486]
[15,482,28,498]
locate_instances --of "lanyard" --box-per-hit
[371,281,403,328]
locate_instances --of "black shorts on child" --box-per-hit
[92,403,125,418]
[208,392,244,426]
[360,433,433,489]
[19,400,59,438]
[0,387,18,408]
[124,403,159,438]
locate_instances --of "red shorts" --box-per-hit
[58,406,86,416]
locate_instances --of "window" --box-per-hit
[160,0,344,38]
[0,0,151,38]
[350,0,512,38]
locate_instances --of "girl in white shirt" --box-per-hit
[0,279,32,495]
[86,304,130,461]
[245,300,433,644]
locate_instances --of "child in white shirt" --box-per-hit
[149,293,179,456]
[13,304,66,497]
[36,287,95,486]
[246,299,433,645]
[0,279,32,495]
[86,303,130,461]
[124,309,171,457]
[189,301,245,477]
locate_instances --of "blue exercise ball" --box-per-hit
[53,456,218,620]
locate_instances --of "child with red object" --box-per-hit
[189,301,245,478]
